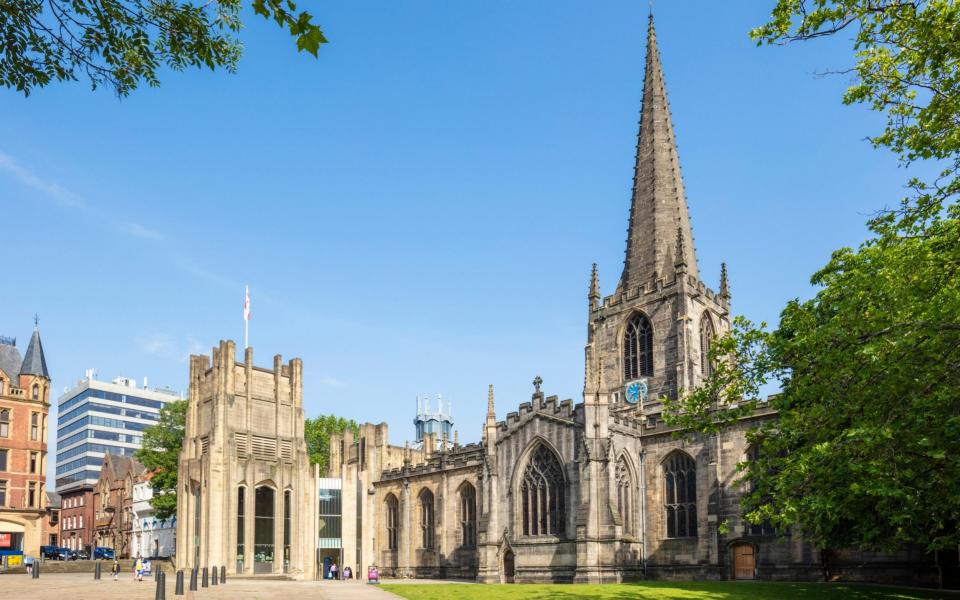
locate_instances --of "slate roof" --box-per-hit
[19,328,49,379]
[0,340,22,384]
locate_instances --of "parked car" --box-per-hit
[39,546,72,560]
[93,547,115,560]
[73,549,90,560]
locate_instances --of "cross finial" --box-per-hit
[33,313,39,328]
[533,375,543,394]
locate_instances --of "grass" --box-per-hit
[381,581,958,600]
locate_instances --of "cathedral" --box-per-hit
[177,15,938,587]
[329,15,776,583]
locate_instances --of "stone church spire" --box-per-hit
[620,14,698,291]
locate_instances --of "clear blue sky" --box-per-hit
[0,2,930,462]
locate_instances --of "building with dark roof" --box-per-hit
[0,323,52,563]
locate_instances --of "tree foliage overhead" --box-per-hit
[135,398,187,521]
[304,414,358,475]
[0,0,326,96]
[752,0,960,209]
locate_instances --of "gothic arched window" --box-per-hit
[663,451,697,538]
[32,384,39,400]
[459,483,477,548]
[624,313,654,380]
[519,444,566,537]
[700,313,716,378]
[385,494,399,551]
[0,409,8,438]
[419,489,435,550]
[616,457,634,536]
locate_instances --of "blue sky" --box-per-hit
[0,2,931,464]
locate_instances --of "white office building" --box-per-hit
[131,478,176,558]
[55,374,180,494]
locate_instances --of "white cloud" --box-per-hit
[0,150,162,241]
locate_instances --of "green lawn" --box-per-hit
[381,582,956,600]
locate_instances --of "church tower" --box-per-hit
[176,340,317,579]
[587,14,730,418]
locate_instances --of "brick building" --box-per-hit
[0,324,53,561]
[93,454,144,558]
[60,488,94,553]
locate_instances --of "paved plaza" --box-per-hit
[1,572,417,600]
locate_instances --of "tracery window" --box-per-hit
[385,494,399,551]
[519,444,566,537]
[459,483,477,548]
[0,409,8,438]
[624,313,654,380]
[616,457,634,536]
[419,489,435,550]
[700,313,716,378]
[663,452,697,538]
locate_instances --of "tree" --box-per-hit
[668,198,960,552]
[0,0,326,96]
[664,0,960,553]
[751,1,960,214]
[304,414,358,475]
[135,398,187,521]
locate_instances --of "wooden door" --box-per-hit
[503,550,515,583]
[732,543,755,580]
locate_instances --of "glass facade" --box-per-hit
[55,379,179,493]
[317,479,342,549]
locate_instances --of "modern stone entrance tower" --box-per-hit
[176,340,317,579]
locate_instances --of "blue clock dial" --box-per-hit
[624,380,648,405]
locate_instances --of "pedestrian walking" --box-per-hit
[111,559,120,581]
[135,557,144,582]
[329,562,338,580]
[343,566,352,580]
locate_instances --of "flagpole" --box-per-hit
[244,285,250,349]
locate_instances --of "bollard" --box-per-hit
[175,570,184,596]
[32,561,40,579]
[202,566,209,587]
[220,565,226,584]
[189,567,198,591]
[154,569,164,600]
[211,565,218,586]
[160,570,166,599]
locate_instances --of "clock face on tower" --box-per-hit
[625,379,648,404]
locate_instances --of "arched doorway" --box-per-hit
[502,549,515,583]
[731,543,755,580]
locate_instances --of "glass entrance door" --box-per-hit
[254,487,275,574]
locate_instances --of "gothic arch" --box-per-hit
[509,436,566,491]
[457,481,477,548]
[513,439,566,538]
[417,487,435,550]
[661,450,698,538]
[383,493,400,551]
[699,310,716,378]
[622,311,655,380]
[615,452,638,536]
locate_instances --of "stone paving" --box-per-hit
[1,572,414,600]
